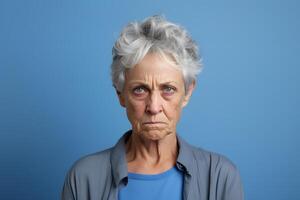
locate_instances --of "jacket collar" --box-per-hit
[176,134,195,176]
[110,131,129,186]
[110,130,195,186]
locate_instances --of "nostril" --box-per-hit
[145,103,162,115]
[146,106,162,115]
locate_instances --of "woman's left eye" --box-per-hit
[163,86,176,94]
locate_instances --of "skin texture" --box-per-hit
[117,53,195,174]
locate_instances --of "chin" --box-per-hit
[139,129,173,141]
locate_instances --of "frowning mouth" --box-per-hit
[143,122,166,125]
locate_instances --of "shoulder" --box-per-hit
[66,148,113,180]
[61,148,116,199]
[188,145,244,199]
[189,145,240,179]
[191,145,244,196]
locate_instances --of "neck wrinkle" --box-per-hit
[125,132,178,167]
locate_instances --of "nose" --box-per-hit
[146,91,163,115]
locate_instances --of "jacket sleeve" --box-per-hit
[61,169,76,200]
[209,153,244,200]
[222,164,244,200]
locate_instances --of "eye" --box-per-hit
[162,86,176,95]
[132,86,148,95]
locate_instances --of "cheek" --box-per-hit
[164,98,184,121]
[126,97,146,119]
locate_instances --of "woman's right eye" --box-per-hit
[133,86,147,95]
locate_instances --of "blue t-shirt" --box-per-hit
[118,166,183,200]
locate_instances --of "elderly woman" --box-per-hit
[62,16,244,200]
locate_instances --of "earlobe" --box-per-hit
[182,81,196,108]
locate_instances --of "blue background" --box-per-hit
[1,0,299,199]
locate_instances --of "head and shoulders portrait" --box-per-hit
[61,15,244,200]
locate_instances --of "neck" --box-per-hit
[125,131,178,174]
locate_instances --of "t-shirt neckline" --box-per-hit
[128,166,178,180]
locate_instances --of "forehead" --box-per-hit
[125,53,184,84]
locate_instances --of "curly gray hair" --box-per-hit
[111,15,203,93]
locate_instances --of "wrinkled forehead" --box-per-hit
[124,53,184,85]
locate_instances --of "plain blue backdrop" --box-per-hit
[1,0,299,199]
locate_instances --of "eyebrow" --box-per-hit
[128,80,179,86]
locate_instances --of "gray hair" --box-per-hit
[111,15,203,93]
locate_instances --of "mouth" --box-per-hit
[143,121,166,125]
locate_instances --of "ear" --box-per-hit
[181,81,195,108]
[116,89,126,107]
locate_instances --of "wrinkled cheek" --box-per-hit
[171,114,183,133]
[125,101,145,127]
[130,101,145,116]
[166,103,183,124]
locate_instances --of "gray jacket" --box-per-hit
[61,131,244,200]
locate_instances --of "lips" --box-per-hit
[143,121,166,124]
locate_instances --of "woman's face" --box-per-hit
[118,53,194,141]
